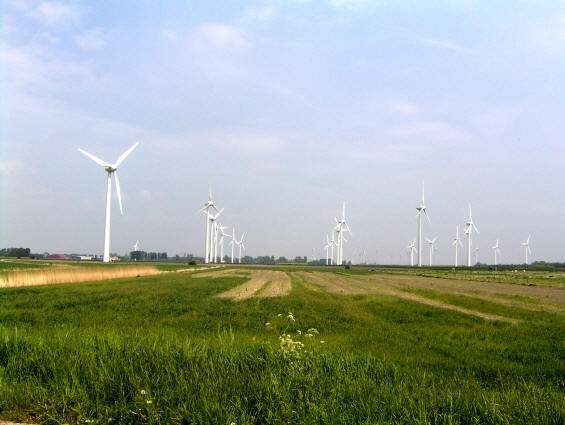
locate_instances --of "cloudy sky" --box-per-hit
[2,0,564,264]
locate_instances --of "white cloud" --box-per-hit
[0,160,23,176]
[74,28,107,50]
[188,23,250,52]
[30,1,79,26]
[391,121,470,142]
[418,37,470,53]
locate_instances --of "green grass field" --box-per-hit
[0,264,564,424]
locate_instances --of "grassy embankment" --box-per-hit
[0,265,564,424]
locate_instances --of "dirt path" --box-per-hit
[193,269,291,300]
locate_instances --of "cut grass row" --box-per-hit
[0,267,564,423]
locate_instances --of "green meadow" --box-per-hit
[0,265,564,424]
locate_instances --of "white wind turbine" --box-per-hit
[133,240,140,251]
[209,208,224,263]
[415,182,430,267]
[452,226,463,267]
[521,235,532,264]
[197,185,218,264]
[78,142,139,263]
[329,233,337,265]
[407,239,417,266]
[217,223,231,263]
[324,235,331,265]
[492,239,500,267]
[334,201,351,266]
[465,204,479,267]
[236,233,246,263]
[229,228,236,263]
[426,237,437,266]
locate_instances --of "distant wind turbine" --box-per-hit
[416,182,430,267]
[407,239,417,266]
[133,240,140,251]
[236,233,246,263]
[492,239,500,267]
[218,223,230,263]
[197,185,219,264]
[78,142,139,263]
[452,226,463,267]
[426,237,437,266]
[521,235,532,264]
[229,228,236,263]
[334,201,351,265]
[465,204,479,267]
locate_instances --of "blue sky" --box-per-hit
[2,0,565,264]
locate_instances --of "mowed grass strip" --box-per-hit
[0,267,564,424]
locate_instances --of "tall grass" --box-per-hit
[0,265,160,288]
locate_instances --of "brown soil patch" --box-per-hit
[298,271,518,323]
[193,269,291,300]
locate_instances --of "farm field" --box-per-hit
[0,264,564,424]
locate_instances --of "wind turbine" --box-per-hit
[197,185,218,264]
[329,233,337,265]
[133,240,140,251]
[416,182,430,267]
[78,142,139,263]
[452,226,463,267]
[426,237,437,266]
[521,235,531,264]
[209,208,224,263]
[218,223,231,263]
[334,201,351,265]
[236,233,246,263]
[492,239,500,267]
[407,239,417,266]
[465,204,479,267]
[324,235,331,265]
[229,228,236,263]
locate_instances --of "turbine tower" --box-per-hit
[334,201,351,265]
[329,233,337,265]
[229,228,236,263]
[209,208,224,263]
[236,233,246,263]
[218,223,231,263]
[452,226,463,267]
[416,182,430,267]
[407,239,417,266]
[492,239,500,267]
[133,240,140,251]
[521,235,531,264]
[78,142,139,263]
[197,185,218,264]
[426,237,437,266]
[465,204,479,267]
[324,235,331,265]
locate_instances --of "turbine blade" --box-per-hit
[78,148,111,167]
[424,209,431,223]
[114,142,139,167]
[474,224,479,234]
[114,171,123,215]
[422,181,425,204]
